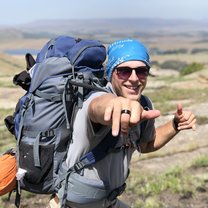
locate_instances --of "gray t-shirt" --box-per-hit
[64,83,155,207]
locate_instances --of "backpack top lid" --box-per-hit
[36,36,76,63]
[69,38,106,70]
[29,36,106,92]
[36,35,106,70]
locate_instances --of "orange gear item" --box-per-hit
[0,150,16,196]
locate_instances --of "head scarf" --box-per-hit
[106,38,150,80]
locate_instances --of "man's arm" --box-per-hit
[140,103,196,153]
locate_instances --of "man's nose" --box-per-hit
[128,69,138,81]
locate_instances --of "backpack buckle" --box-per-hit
[41,129,55,137]
[107,183,126,201]
[73,162,85,172]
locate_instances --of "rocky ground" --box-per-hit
[126,68,208,208]
[0,68,208,208]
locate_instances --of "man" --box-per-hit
[49,38,196,208]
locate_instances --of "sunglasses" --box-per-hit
[116,66,150,80]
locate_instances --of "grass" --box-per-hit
[128,167,194,196]
[191,155,208,168]
[144,86,208,114]
[0,108,16,153]
[0,108,14,125]
[125,164,206,208]
[151,53,208,65]
[146,87,208,103]
[153,75,187,83]
[196,116,208,125]
[0,54,24,76]
[0,128,16,153]
[0,48,208,207]
[0,76,15,88]
[0,80,16,88]
[180,63,204,76]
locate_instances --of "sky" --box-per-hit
[1,0,207,26]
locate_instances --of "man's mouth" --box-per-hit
[124,85,139,90]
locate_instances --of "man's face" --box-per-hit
[111,60,149,100]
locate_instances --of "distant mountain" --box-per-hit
[0,18,208,42]
[19,18,208,33]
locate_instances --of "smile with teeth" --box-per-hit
[125,85,139,90]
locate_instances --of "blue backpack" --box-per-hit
[4,35,151,208]
[4,35,107,207]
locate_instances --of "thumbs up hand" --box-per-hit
[174,103,196,131]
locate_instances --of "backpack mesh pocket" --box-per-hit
[19,141,54,184]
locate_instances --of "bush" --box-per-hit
[160,60,187,71]
[150,48,188,55]
[191,48,208,54]
[150,60,159,67]
[180,62,204,76]
[191,155,208,168]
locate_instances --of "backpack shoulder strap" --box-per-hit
[140,94,153,130]
[76,94,151,170]
[130,95,153,153]
[140,94,153,110]
[72,132,118,172]
[70,96,152,177]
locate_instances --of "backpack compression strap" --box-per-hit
[67,78,109,107]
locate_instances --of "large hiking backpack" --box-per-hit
[4,35,107,202]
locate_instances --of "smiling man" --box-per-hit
[50,38,196,208]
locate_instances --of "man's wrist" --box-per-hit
[172,118,179,132]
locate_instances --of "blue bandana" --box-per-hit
[106,38,150,80]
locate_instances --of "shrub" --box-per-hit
[150,60,159,67]
[180,62,204,76]
[191,155,208,168]
[160,60,187,71]
[191,48,208,54]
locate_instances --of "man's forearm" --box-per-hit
[141,120,179,153]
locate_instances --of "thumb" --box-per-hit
[177,103,183,115]
[141,109,160,120]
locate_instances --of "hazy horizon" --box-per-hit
[1,0,208,26]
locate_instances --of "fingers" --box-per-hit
[174,103,196,131]
[104,102,121,136]
[104,97,160,137]
[120,112,131,136]
[112,103,123,136]
[178,118,197,131]
[192,123,197,131]
[104,104,114,122]
[120,108,160,136]
[177,111,196,131]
